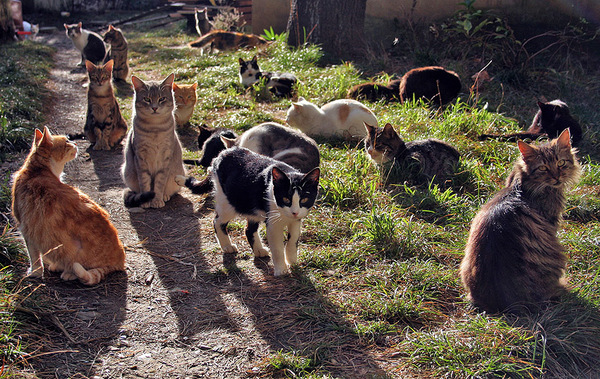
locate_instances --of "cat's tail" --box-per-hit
[73,262,121,286]
[478,132,546,142]
[175,175,213,195]
[182,159,202,165]
[188,32,217,48]
[123,189,155,208]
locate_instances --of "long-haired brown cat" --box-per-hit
[11,127,125,285]
[461,128,581,313]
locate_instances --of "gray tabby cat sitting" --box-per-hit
[121,73,185,209]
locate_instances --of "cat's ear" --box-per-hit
[131,76,146,91]
[517,140,537,160]
[556,128,572,150]
[104,59,114,73]
[537,100,544,109]
[302,168,320,186]
[382,123,396,137]
[77,22,82,29]
[33,129,44,147]
[64,23,68,30]
[364,122,376,134]
[220,136,236,148]
[238,57,245,65]
[162,73,175,89]
[173,83,180,90]
[251,55,257,63]
[192,82,198,90]
[298,97,306,102]
[271,167,289,184]
[38,126,54,148]
[85,60,95,72]
[108,25,115,30]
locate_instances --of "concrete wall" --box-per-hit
[251,0,600,34]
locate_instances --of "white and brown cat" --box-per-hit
[286,97,377,140]
[12,127,125,285]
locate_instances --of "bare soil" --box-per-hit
[15,31,391,378]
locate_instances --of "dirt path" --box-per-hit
[17,31,389,378]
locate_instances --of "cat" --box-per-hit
[364,122,460,184]
[399,66,461,105]
[210,146,320,276]
[121,73,186,208]
[103,25,129,83]
[238,56,297,97]
[178,122,320,194]
[182,125,239,167]
[64,22,107,66]
[286,97,377,140]
[461,128,581,314]
[195,7,212,36]
[173,82,198,127]
[84,59,128,150]
[11,127,125,285]
[479,100,583,146]
[346,79,402,102]
[188,30,268,54]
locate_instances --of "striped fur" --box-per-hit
[188,30,268,53]
[103,25,129,82]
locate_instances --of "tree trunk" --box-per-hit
[0,0,16,43]
[286,0,367,60]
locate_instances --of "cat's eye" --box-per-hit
[282,197,291,204]
[300,198,309,204]
[159,97,167,103]
[143,97,151,103]
[537,166,548,171]
[557,159,566,167]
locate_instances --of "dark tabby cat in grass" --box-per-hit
[461,129,581,314]
[399,66,461,105]
[210,146,320,276]
[64,22,107,66]
[479,99,583,146]
[178,122,320,194]
[239,56,297,97]
[103,25,129,82]
[364,123,460,184]
[84,59,128,150]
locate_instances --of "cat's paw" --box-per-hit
[47,261,62,272]
[221,244,238,254]
[162,193,171,202]
[60,271,78,281]
[143,198,165,208]
[273,265,290,277]
[175,175,187,187]
[253,247,269,258]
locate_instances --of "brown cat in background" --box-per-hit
[84,59,128,150]
[461,128,581,313]
[11,127,125,285]
[103,25,129,83]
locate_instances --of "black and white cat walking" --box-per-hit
[210,147,320,276]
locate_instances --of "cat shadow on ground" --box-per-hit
[217,246,388,377]
[85,144,126,193]
[502,291,600,378]
[23,269,128,377]
[128,195,238,337]
[113,80,133,98]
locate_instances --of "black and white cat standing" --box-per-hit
[64,22,107,66]
[210,146,320,276]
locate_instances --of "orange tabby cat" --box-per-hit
[11,127,125,285]
[173,82,197,126]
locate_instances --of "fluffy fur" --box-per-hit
[461,129,581,313]
[346,79,401,102]
[364,122,460,184]
[210,146,320,276]
[173,82,198,127]
[238,56,297,97]
[84,59,128,150]
[188,30,268,54]
[103,25,129,82]
[12,127,125,285]
[399,66,461,105]
[121,73,185,208]
[64,22,106,66]
[286,97,377,140]
[479,99,583,146]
